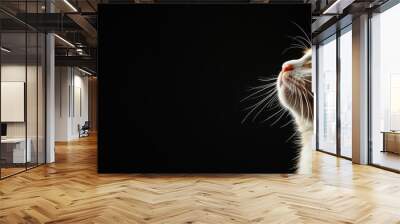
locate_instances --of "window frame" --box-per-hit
[315,23,353,160]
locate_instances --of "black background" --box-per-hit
[98,4,311,173]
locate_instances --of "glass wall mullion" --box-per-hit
[0,26,2,179]
[336,31,341,157]
[36,0,39,168]
[315,44,319,151]
[25,1,28,172]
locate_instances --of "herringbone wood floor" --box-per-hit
[1,135,400,224]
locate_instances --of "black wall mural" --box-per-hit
[98,4,312,173]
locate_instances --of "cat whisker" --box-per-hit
[287,36,308,50]
[290,21,312,46]
[289,84,297,109]
[298,81,313,96]
[241,85,275,102]
[257,77,278,82]
[242,88,276,113]
[307,98,313,119]
[247,88,277,102]
[298,89,305,120]
[301,79,312,83]
[303,92,312,121]
[280,117,294,128]
[295,36,312,48]
[296,81,313,122]
[243,99,265,111]
[241,76,279,123]
[265,95,278,108]
[247,84,276,93]
[252,93,277,122]
[293,36,311,49]
[285,129,298,143]
[290,43,307,50]
[270,109,288,126]
[261,107,285,123]
[295,88,304,119]
[269,101,281,110]
[282,46,305,55]
[241,96,271,123]
[257,82,278,87]
[299,86,311,121]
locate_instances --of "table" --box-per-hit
[1,138,32,164]
[381,131,400,154]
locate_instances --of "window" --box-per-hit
[370,3,400,171]
[317,35,337,154]
[339,27,352,158]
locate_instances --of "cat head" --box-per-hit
[277,49,313,124]
[241,22,313,126]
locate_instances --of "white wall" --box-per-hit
[72,73,89,138]
[1,65,27,140]
[55,66,89,141]
[1,63,46,164]
[55,66,70,141]
[1,65,41,137]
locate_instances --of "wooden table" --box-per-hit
[381,131,400,154]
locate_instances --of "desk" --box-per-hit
[1,138,31,164]
[381,131,400,154]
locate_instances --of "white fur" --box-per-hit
[277,49,313,174]
[294,115,313,174]
[278,98,313,174]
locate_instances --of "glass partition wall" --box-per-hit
[0,2,46,179]
[316,25,352,159]
[317,35,337,155]
[339,27,352,159]
[370,3,400,171]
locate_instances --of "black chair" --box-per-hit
[79,121,90,138]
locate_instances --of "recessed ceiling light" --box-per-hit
[63,0,78,12]
[1,47,11,53]
[54,34,75,48]
[323,0,353,15]
[77,67,93,76]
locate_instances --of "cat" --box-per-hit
[241,40,313,174]
[276,49,313,174]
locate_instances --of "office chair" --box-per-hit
[79,121,90,138]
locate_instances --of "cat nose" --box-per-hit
[282,64,294,73]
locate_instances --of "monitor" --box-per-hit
[1,123,7,137]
